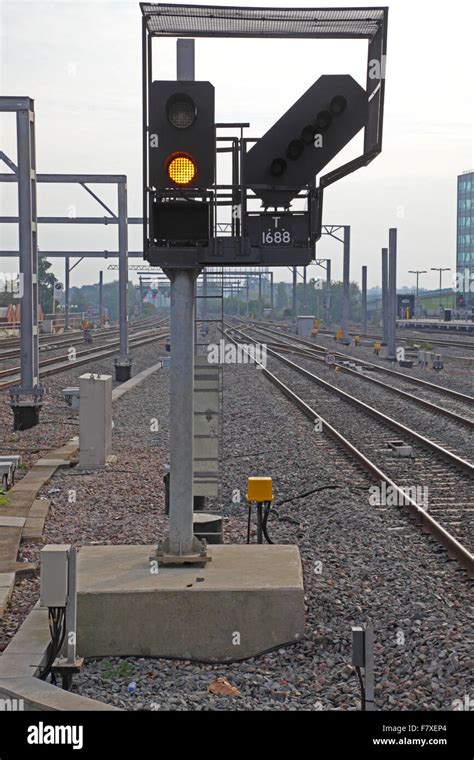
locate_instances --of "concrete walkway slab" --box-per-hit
[111,361,162,403]
[0,605,120,710]
[34,458,71,468]
[0,576,15,617]
[0,573,15,588]
[3,608,51,656]
[29,499,50,518]
[0,654,39,679]
[0,516,26,528]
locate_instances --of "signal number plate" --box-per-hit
[261,215,293,246]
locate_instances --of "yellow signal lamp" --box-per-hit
[166,153,197,186]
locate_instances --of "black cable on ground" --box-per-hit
[355,666,366,711]
[262,501,274,545]
[62,672,73,691]
[39,607,66,684]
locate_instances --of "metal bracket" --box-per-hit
[8,386,45,407]
[153,536,212,566]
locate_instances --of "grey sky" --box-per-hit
[1,0,473,291]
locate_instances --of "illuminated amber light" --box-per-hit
[167,154,196,185]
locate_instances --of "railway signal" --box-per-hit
[244,75,368,208]
[148,80,215,190]
[144,73,377,267]
[147,81,215,255]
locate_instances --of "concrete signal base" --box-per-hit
[76,544,305,662]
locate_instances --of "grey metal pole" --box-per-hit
[430,268,450,314]
[202,269,208,334]
[98,270,103,326]
[65,547,77,664]
[408,271,427,318]
[193,279,198,355]
[365,624,375,711]
[246,277,249,317]
[342,226,350,344]
[270,271,274,314]
[157,38,204,560]
[258,273,262,315]
[114,180,131,381]
[361,265,367,335]
[292,267,297,318]
[168,268,198,556]
[64,258,70,331]
[30,110,39,383]
[388,229,397,360]
[139,276,144,316]
[118,181,129,356]
[325,259,331,324]
[381,248,389,344]
[303,266,307,314]
[17,105,37,389]
[177,38,194,80]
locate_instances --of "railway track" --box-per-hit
[234,320,474,428]
[233,326,474,430]
[224,323,474,577]
[266,319,474,350]
[0,323,169,391]
[0,316,164,360]
[326,329,474,351]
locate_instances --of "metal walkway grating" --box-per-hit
[140,4,386,40]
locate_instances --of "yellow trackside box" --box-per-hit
[247,477,273,503]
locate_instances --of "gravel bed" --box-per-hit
[0,339,167,651]
[275,353,473,462]
[0,321,167,372]
[0,338,167,472]
[55,354,473,711]
[311,332,473,392]
[240,320,473,420]
[262,353,473,549]
[1,331,472,710]
[243,319,473,394]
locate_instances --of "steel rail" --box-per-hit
[235,318,474,403]
[228,323,473,471]
[259,340,474,428]
[223,324,474,577]
[0,326,169,379]
[0,330,169,391]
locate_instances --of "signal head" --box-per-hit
[330,95,347,116]
[166,93,197,129]
[270,157,287,177]
[286,139,304,160]
[314,110,332,131]
[301,124,316,145]
[166,153,197,186]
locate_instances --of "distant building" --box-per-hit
[367,288,456,322]
[457,170,474,306]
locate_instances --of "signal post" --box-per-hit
[75,4,388,663]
